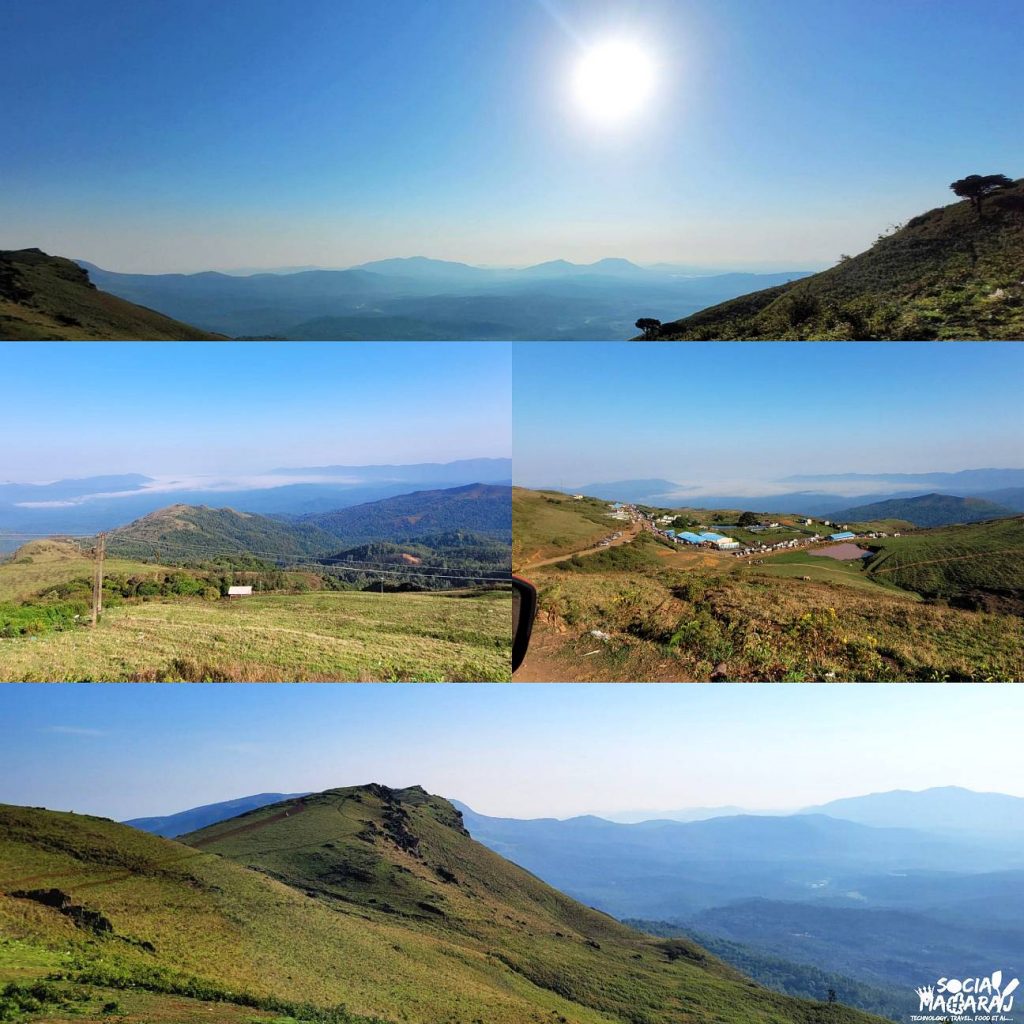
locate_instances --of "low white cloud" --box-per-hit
[14,472,372,508]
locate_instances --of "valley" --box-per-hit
[512,487,1024,681]
[455,788,1024,1023]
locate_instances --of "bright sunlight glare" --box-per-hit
[571,39,656,126]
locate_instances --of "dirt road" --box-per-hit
[518,522,642,571]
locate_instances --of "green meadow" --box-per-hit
[0,589,511,682]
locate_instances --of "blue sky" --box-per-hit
[0,684,1021,820]
[514,342,1024,490]
[4,0,1022,271]
[1,342,510,478]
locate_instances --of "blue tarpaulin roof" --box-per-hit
[829,531,856,540]
[677,532,705,544]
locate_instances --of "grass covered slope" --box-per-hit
[0,249,224,340]
[530,563,1023,681]
[513,488,620,569]
[0,541,169,604]
[513,490,1024,681]
[654,179,1024,339]
[866,516,1024,610]
[0,588,512,681]
[0,793,887,1024]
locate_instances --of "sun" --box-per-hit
[571,39,656,126]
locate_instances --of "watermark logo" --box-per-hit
[912,972,1019,1022]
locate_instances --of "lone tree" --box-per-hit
[950,174,1014,214]
[738,511,760,527]
[636,317,662,339]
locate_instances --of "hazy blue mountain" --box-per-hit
[547,473,1024,517]
[0,474,153,504]
[805,786,1024,839]
[825,493,1014,527]
[124,792,309,837]
[598,804,765,824]
[976,486,1024,512]
[301,483,512,543]
[76,258,810,340]
[783,468,1024,491]
[453,804,1022,920]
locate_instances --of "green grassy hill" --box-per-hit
[827,493,1014,527]
[0,540,169,604]
[513,488,619,569]
[0,249,224,340]
[653,178,1024,339]
[0,791,889,1024]
[105,505,339,562]
[865,516,1024,611]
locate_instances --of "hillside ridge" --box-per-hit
[651,178,1024,339]
[0,248,225,340]
[0,790,887,1024]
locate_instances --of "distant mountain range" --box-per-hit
[560,469,1024,523]
[651,178,1024,340]
[70,255,809,340]
[0,248,222,340]
[0,458,512,546]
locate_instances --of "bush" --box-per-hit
[0,600,88,638]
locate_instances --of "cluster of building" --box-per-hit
[663,529,740,550]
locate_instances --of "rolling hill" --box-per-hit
[96,485,512,563]
[651,177,1024,339]
[827,492,1015,527]
[864,516,1024,610]
[0,248,224,340]
[301,483,512,543]
[0,790,885,1024]
[105,504,339,562]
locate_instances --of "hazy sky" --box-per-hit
[1,343,510,479]
[514,342,1024,491]
[1,684,1021,821]
[5,0,1022,272]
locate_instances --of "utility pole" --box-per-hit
[91,533,106,627]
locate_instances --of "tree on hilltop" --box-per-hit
[950,174,1014,214]
[635,317,662,339]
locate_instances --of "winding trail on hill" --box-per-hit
[189,798,308,847]
[518,522,642,572]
